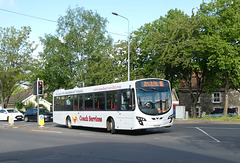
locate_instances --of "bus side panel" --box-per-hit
[53,111,67,125]
[54,111,117,129]
[73,112,107,128]
[115,111,135,130]
[53,111,137,130]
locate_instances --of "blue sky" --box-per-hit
[0,0,204,55]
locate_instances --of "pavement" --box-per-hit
[174,119,240,124]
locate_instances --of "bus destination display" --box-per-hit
[143,81,164,87]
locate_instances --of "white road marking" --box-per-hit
[31,130,62,134]
[195,127,221,143]
[80,133,94,136]
[196,127,240,130]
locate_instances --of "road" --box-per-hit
[0,120,240,162]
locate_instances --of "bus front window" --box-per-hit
[137,88,171,115]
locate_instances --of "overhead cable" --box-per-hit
[0,8,127,37]
[0,8,57,23]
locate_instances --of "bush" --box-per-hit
[190,115,240,121]
[24,102,36,110]
[14,98,24,111]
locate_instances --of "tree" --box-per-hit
[0,26,36,108]
[132,9,209,117]
[38,7,113,92]
[132,1,240,117]
[110,39,136,82]
[196,0,240,116]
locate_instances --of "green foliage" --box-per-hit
[12,86,25,96]
[196,0,240,116]
[14,98,24,111]
[37,6,114,93]
[39,104,47,109]
[190,115,240,121]
[130,1,240,118]
[197,0,240,88]
[0,26,37,108]
[7,2,237,119]
[24,102,36,110]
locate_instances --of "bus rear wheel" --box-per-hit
[66,117,72,129]
[109,118,116,134]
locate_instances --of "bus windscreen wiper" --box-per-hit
[138,87,156,92]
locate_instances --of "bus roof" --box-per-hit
[53,78,167,96]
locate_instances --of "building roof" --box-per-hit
[8,89,33,105]
[172,89,179,102]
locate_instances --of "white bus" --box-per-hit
[53,78,173,134]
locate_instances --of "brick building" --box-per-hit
[179,86,240,117]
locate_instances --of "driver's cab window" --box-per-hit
[120,89,135,111]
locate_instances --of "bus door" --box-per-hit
[116,89,135,129]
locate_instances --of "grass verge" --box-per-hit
[189,115,240,121]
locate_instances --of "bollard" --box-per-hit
[38,115,44,127]
[8,114,14,126]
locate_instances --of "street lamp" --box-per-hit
[112,12,130,81]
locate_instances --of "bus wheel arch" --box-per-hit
[66,116,72,129]
[106,117,116,134]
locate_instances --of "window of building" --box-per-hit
[193,93,200,103]
[196,106,201,118]
[212,92,221,103]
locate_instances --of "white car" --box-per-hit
[0,109,24,121]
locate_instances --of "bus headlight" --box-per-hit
[136,116,146,126]
[168,114,174,123]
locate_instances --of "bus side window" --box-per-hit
[73,95,78,110]
[79,95,83,110]
[66,95,73,111]
[60,96,65,111]
[120,89,133,111]
[54,97,61,111]
[131,88,135,110]
[85,94,93,110]
[95,92,105,110]
[107,91,118,110]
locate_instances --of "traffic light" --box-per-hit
[38,81,44,95]
[33,81,37,95]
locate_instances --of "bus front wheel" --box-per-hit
[66,117,72,129]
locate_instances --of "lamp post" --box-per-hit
[112,12,130,81]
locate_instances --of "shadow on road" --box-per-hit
[0,141,234,163]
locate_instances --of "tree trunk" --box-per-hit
[192,102,197,118]
[223,79,229,117]
[192,95,198,118]
[0,95,3,109]
[192,105,197,118]
[3,98,8,109]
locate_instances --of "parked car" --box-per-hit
[0,108,23,121]
[211,108,237,117]
[24,108,53,122]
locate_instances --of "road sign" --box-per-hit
[38,115,44,127]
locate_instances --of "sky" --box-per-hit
[0,0,204,56]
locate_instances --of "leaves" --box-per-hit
[0,26,36,108]
[37,7,114,93]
